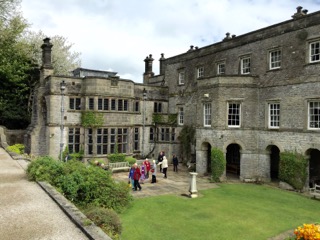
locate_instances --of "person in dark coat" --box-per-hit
[172,154,179,172]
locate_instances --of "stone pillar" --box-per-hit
[189,172,198,198]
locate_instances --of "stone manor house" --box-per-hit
[25,6,320,186]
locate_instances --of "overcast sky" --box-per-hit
[20,0,320,83]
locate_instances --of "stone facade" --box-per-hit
[27,7,320,186]
[145,6,320,185]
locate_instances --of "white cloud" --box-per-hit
[21,0,319,82]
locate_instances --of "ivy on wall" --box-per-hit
[279,151,308,190]
[178,125,195,164]
[168,114,177,124]
[81,111,104,128]
[152,113,177,124]
[211,147,226,182]
[152,114,163,124]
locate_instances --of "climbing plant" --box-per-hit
[81,111,104,128]
[211,147,226,182]
[152,114,163,124]
[279,151,308,190]
[178,125,195,164]
[168,114,177,124]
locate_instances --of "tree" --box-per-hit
[0,15,35,128]
[0,0,81,129]
[0,0,21,20]
[23,30,81,75]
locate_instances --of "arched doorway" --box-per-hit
[308,148,320,187]
[270,145,280,180]
[207,144,212,173]
[226,144,240,176]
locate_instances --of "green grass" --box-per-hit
[119,183,320,240]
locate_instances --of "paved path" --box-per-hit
[112,164,218,198]
[0,148,89,240]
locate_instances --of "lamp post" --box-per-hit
[142,88,147,158]
[60,80,66,161]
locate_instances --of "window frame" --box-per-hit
[133,101,140,112]
[227,102,241,128]
[308,101,320,130]
[154,102,162,113]
[217,62,226,75]
[69,97,81,110]
[98,98,109,111]
[178,71,185,85]
[196,66,204,79]
[133,127,139,151]
[268,103,280,129]
[178,107,184,125]
[240,56,251,74]
[149,127,155,142]
[310,40,320,63]
[68,128,81,153]
[269,49,281,70]
[88,98,94,110]
[96,128,108,155]
[203,103,212,127]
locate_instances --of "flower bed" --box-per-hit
[294,223,320,239]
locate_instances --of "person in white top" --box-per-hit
[158,156,168,178]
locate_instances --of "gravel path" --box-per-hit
[0,148,89,240]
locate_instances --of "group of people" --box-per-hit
[128,158,157,191]
[128,151,179,191]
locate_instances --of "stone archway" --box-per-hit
[206,143,212,173]
[197,141,212,175]
[226,144,240,176]
[307,148,320,187]
[269,145,280,180]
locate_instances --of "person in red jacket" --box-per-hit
[133,165,142,191]
[143,158,151,179]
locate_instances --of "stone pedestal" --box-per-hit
[189,172,198,198]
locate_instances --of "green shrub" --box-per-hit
[108,153,126,163]
[26,156,64,185]
[125,156,136,165]
[6,144,25,154]
[279,151,308,190]
[84,207,122,239]
[26,157,133,213]
[211,147,226,182]
[69,149,84,161]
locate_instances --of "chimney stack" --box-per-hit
[159,53,165,75]
[292,6,308,19]
[41,38,53,69]
[143,54,154,84]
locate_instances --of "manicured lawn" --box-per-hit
[119,183,320,240]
